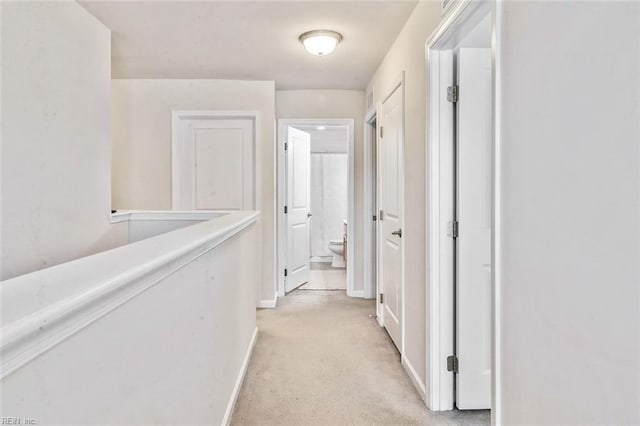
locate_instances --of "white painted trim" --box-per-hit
[110,210,230,224]
[398,71,407,359]
[276,119,356,298]
[441,0,461,17]
[491,2,504,423]
[350,290,364,298]
[222,326,258,426]
[374,103,385,327]
[0,211,260,379]
[363,104,381,301]
[171,110,261,211]
[425,47,455,412]
[424,0,495,414]
[402,355,427,401]
[380,71,406,355]
[257,294,278,309]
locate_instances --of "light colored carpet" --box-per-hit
[231,290,490,425]
[300,269,347,290]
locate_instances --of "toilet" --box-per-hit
[328,240,345,268]
[328,220,347,268]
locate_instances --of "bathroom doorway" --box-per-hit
[277,119,355,297]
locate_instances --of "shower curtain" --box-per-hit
[310,153,347,259]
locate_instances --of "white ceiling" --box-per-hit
[80,1,419,89]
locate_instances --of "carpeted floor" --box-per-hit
[231,285,490,425]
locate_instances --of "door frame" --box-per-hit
[363,103,382,307]
[424,0,500,417]
[170,110,261,211]
[276,118,355,298]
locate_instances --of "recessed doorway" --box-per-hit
[426,0,494,416]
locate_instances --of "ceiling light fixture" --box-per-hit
[299,30,343,56]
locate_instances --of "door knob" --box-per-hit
[391,229,402,238]
[307,212,313,218]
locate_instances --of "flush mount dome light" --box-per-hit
[299,30,343,56]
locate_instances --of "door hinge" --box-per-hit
[284,142,288,151]
[284,205,288,214]
[284,268,288,277]
[379,293,384,304]
[373,215,377,221]
[447,355,459,373]
[448,220,459,239]
[379,210,385,221]
[447,85,459,103]
[380,126,384,138]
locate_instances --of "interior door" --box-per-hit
[174,116,254,210]
[379,84,404,351]
[456,48,492,409]
[285,127,311,292]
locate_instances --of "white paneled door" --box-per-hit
[285,127,311,292]
[379,83,404,351]
[456,48,492,409]
[172,113,254,210]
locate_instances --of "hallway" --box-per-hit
[232,285,490,425]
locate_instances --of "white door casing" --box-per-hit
[172,111,256,211]
[285,127,311,292]
[379,80,404,351]
[456,48,492,409]
[425,0,494,413]
[277,119,356,299]
[364,103,382,307]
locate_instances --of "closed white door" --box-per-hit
[456,48,492,409]
[173,115,254,210]
[379,84,404,350]
[285,127,311,292]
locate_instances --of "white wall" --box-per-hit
[496,2,640,424]
[365,1,442,394]
[1,213,260,424]
[128,220,204,243]
[276,90,365,291]
[111,79,276,304]
[0,1,126,280]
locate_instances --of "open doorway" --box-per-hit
[426,0,494,416]
[277,119,355,297]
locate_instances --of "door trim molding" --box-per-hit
[424,0,498,417]
[425,44,455,411]
[170,110,261,211]
[277,119,355,298]
[363,103,381,305]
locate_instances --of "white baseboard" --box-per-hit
[402,355,427,402]
[222,326,258,426]
[257,294,278,309]
[348,289,364,298]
